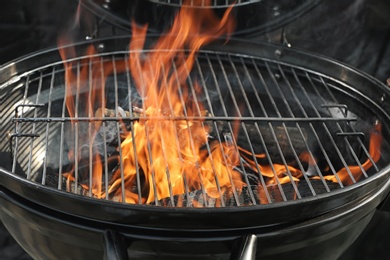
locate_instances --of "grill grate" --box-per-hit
[3,49,384,207]
[148,0,258,8]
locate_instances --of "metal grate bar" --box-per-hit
[27,73,43,180]
[231,57,273,203]
[112,56,127,203]
[179,56,228,206]
[313,71,370,183]
[268,61,348,185]
[11,116,358,123]
[88,58,94,197]
[158,59,179,206]
[319,75,370,179]
[124,56,143,204]
[269,63,340,191]
[101,57,110,200]
[5,50,386,207]
[284,64,356,185]
[245,59,317,195]
[41,66,56,185]
[11,77,29,175]
[317,76,379,172]
[255,60,303,200]
[217,54,258,205]
[72,62,81,193]
[222,55,271,204]
[304,72,375,182]
[141,58,176,206]
[11,83,32,175]
[58,69,67,190]
[316,80,367,182]
[171,58,210,206]
[285,70,344,186]
[148,0,254,8]
[204,53,245,206]
[136,57,162,205]
[194,58,232,206]
[285,68,340,190]
[242,58,293,201]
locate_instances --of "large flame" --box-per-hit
[58,0,383,206]
[116,1,237,203]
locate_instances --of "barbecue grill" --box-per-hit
[0,35,389,259]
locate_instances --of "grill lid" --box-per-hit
[0,37,389,228]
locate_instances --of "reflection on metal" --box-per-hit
[236,234,257,260]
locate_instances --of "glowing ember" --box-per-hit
[57,0,383,206]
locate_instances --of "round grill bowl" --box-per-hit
[0,36,390,259]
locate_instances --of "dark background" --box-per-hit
[1,0,390,82]
[0,0,389,259]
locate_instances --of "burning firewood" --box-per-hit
[94,107,142,130]
[94,106,308,165]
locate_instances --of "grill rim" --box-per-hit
[2,35,389,114]
[0,166,389,229]
[146,0,260,8]
[0,174,386,259]
[1,36,390,228]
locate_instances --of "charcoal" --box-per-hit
[44,170,89,196]
[154,179,340,207]
[95,107,311,168]
[152,186,259,207]
[260,179,340,203]
[207,121,308,164]
[304,179,340,195]
[94,107,139,154]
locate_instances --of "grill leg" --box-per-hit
[231,234,258,260]
[103,230,129,260]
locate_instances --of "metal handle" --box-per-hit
[231,234,258,260]
[103,230,129,260]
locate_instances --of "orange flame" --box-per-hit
[58,0,383,206]
[324,122,383,185]
[115,0,237,203]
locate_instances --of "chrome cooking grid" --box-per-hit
[147,0,259,8]
[2,49,385,207]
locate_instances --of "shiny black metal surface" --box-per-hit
[0,170,388,259]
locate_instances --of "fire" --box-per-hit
[324,122,383,185]
[58,0,383,206]
[115,2,237,203]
